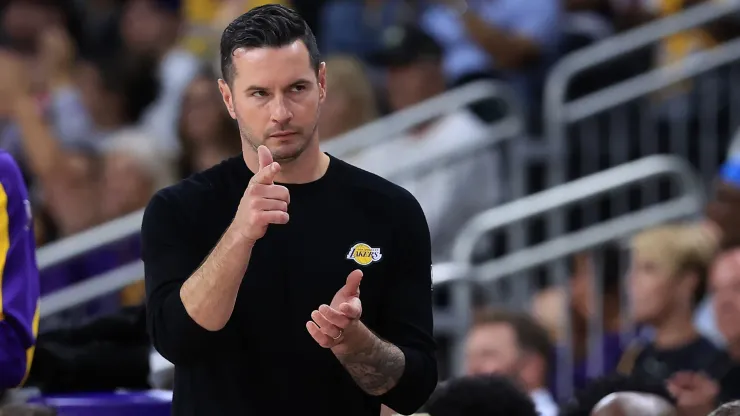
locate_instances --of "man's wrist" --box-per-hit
[332,321,374,356]
[224,223,257,251]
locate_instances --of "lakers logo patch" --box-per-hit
[346,243,382,266]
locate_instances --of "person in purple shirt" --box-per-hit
[0,150,40,390]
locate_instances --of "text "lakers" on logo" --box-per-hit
[346,243,382,266]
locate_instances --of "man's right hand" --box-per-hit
[233,145,290,245]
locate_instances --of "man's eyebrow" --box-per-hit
[245,85,267,92]
[244,79,311,92]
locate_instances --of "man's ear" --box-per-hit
[318,61,327,103]
[218,78,237,119]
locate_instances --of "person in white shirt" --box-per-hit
[465,309,559,416]
[349,24,501,261]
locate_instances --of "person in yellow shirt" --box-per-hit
[181,0,293,58]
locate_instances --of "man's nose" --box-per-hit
[270,97,293,125]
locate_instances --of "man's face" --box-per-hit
[465,323,521,377]
[218,40,325,163]
[711,250,740,344]
[628,254,677,324]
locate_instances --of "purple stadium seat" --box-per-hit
[28,391,171,416]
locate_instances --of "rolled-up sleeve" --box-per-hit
[0,152,39,389]
[377,190,438,415]
[142,191,232,366]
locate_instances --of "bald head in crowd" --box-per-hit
[590,392,677,416]
[560,374,676,416]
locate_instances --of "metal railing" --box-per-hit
[542,0,740,303]
[433,155,704,398]
[322,80,520,158]
[545,0,740,186]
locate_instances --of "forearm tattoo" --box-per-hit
[336,337,406,396]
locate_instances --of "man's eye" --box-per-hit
[291,85,306,92]
[252,90,268,97]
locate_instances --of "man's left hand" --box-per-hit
[306,269,363,349]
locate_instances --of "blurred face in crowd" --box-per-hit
[628,253,695,325]
[711,249,740,347]
[100,153,154,220]
[465,323,541,391]
[318,57,378,141]
[218,41,326,163]
[319,85,352,140]
[121,0,178,56]
[44,152,101,236]
[180,75,240,171]
[2,1,63,52]
[182,77,225,147]
[386,59,445,112]
[76,61,122,128]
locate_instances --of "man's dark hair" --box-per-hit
[559,374,676,416]
[472,309,554,373]
[425,374,537,416]
[711,400,740,416]
[219,4,320,86]
[87,54,159,123]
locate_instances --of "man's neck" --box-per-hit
[244,137,330,184]
[652,310,699,349]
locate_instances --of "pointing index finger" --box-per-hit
[252,145,280,185]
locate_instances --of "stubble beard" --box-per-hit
[238,118,320,164]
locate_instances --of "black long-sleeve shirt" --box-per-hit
[142,155,438,415]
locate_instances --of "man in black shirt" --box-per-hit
[141,4,437,416]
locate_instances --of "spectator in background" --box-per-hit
[560,374,677,416]
[704,248,740,403]
[181,0,294,62]
[120,0,200,155]
[0,48,160,237]
[707,180,740,250]
[465,309,557,416]
[532,246,625,393]
[319,0,416,61]
[419,0,561,121]
[425,374,538,416]
[618,224,725,384]
[176,70,241,179]
[101,131,176,307]
[0,0,81,164]
[0,152,39,393]
[318,55,379,141]
[99,131,177,223]
[349,24,500,261]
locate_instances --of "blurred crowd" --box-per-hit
[3,0,740,415]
